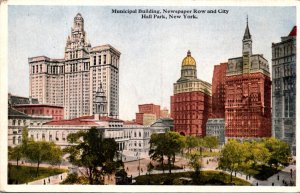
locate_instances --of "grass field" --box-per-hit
[134,170,251,185]
[8,165,66,184]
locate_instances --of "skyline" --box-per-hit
[8,6,296,120]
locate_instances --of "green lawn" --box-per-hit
[8,165,66,184]
[134,170,251,185]
[190,150,221,157]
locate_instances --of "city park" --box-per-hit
[8,127,295,186]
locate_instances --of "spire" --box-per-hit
[243,16,251,40]
[187,50,191,56]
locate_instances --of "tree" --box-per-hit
[25,140,63,177]
[263,137,291,167]
[184,136,198,154]
[8,145,23,166]
[204,136,219,152]
[64,127,121,184]
[149,133,167,173]
[149,132,184,174]
[218,140,246,183]
[196,137,206,157]
[188,153,201,183]
[164,132,185,173]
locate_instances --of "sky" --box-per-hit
[8,6,296,120]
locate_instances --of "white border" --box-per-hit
[0,0,299,192]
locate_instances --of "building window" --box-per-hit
[104,55,106,64]
[94,56,96,65]
[98,55,101,65]
[12,136,16,144]
[18,136,22,144]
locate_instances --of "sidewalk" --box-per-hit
[28,172,68,185]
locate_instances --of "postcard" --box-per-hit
[0,0,298,192]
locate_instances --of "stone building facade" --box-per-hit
[272,26,296,153]
[27,115,165,158]
[171,51,211,136]
[206,118,225,145]
[225,20,272,140]
[8,106,52,147]
[29,13,120,119]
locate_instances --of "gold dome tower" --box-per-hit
[182,50,196,66]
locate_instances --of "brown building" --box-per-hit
[211,63,227,118]
[138,104,160,118]
[135,104,161,125]
[171,51,212,136]
[225,20,272,139]
[13,104,64,121]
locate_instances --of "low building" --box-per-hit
[205,118,225,145]
[13,104,64,121]
[135,103,162,125]
[8,93,39,105]
[27,115,166,158]
[8,106,52,147]
[150,118,173,133]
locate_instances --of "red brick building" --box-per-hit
[225,20,272,139]
[138,104,160,118]
[13,104,64,121]
[211,63,227,118]
[171,50,211,136]
[135,103,161,125]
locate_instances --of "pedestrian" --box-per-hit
[48,177,50,183]
[61,175,62,180]
[272,182,274,186]
[44,179,46,185]
[256,182,258,186]
[290,169,293,178]
[277,174,279,181]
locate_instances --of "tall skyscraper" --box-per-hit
[225,19,272,140]
[272,26,296,153]
[211,63,227,118]
[171,51,211,136]
[29,13,120,119]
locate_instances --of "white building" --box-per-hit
[29,13,120,119]
[8,106,52,147]
[27,115,164,158]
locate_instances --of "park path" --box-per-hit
[28,172,68,185]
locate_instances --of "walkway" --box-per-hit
[28,172,68,185]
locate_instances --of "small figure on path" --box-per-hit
[43,179,46,185]
[126,167,129,171]
[48,177,50,183]
[277,174,279,181]
[141,168,143,173]
[256,182,258,186]
[272,182,274,186]
[61,175,62,180]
